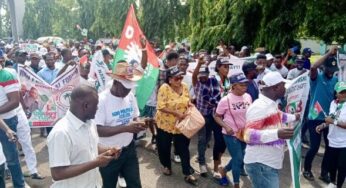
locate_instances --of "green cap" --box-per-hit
[335,81,346,93]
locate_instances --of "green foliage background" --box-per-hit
[19,0,346,52]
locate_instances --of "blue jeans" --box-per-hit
[223,135,246,184]
[1,116,25,188]
[197,114,212,165]
[245,163,279,188]
[197,114,226,165]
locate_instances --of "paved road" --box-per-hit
[6,129,335,188]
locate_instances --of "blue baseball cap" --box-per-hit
[303,48,313,54]
[230,73,248,84]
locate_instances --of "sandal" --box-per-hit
[184,175,198,186]
[162,167,172,176]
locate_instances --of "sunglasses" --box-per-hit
[172,76,183,81]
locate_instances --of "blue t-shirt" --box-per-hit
[308,72,337,120]
[303,58,311,70]
[246,80,259,101]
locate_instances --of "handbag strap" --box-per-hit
[226,95,241,130]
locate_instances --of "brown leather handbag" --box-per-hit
[176,104,205,138]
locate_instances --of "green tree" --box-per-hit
[0,0,11,38]
[91,0,136,39]
[139,0,190,44]
[304,1,346,45]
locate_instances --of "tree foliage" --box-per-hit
[91,0,136,38]
[140,0,190,44]
[20,0,346,52]
[0,0,11,38]
[304,0,346,44]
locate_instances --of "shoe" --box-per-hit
[199,165,208,177]
[31,173,45,180]
[213,171,222,179]
[219,176,230,186]
[151,135,157,144]
[184,175,198,186]
[118,176,127,187]
[5,169,11,180]
[19,149,25,157]
[162,167,172,176]
[173,155,181,163]
[240,168,248,176]
[319,174,331,184]
[303,171,314,181]
[326,183,337,188]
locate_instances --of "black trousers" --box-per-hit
[304,120,330,175]
[329,147,346,188]
[99,142,141,188]
[156,128,192,176]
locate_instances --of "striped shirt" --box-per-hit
[243,94,296,169]
[0,69,20,119]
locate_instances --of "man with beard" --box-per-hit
[270,55,288,78]
[287,58,307,80]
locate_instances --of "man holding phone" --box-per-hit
[95,61,148,188]
[47,85,120,188]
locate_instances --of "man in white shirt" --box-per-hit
[47,85,119,188]
[95,61,147,188]
[270,55,289,78]
[287,58,307,80]
[255,54,271,82]
[243,72,299,188]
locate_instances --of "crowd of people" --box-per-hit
[0,37,345,188]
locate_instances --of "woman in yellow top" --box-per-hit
[156,66,198,186]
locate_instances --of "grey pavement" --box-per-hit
[5,129,337,188]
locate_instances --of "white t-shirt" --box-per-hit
[145,85,157,107]
[328,101,346,148]
[94,90,140,148]
[287,68,306,80]
[270,64,288,78]
[182,72,195,98]
[0,69,20,119]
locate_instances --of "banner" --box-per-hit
[90,51,111,92]
[19,43,39,53]
[338,53,346,81]
[284,72,310,188]
[18,64,80,127]
[113,4,160,110]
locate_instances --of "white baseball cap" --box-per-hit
[262,71,287,88]
[266,53,274,61]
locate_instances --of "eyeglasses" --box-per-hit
[173,76,183,81]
